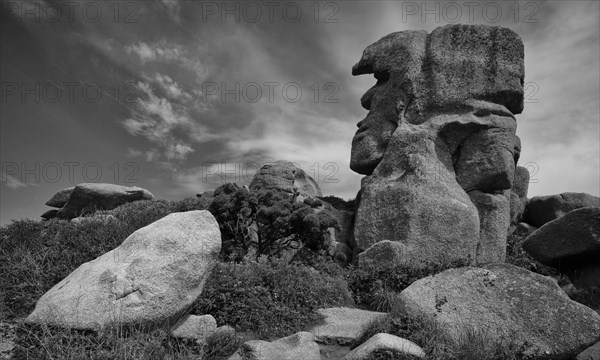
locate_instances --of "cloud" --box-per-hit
[1,172,37,189]
[125,41,184,63]
[151,73,193,101]
[122,81,196,161]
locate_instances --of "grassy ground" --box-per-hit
[1,199,598,359]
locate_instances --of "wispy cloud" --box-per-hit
[122,81,196,161]
[151,73,193,101]
[1,172,38,190]
[125,41,183,63]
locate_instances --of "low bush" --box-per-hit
[203,329,242,359]
[193,258,354,339]
[1,218,132,319]
[355,308,525,360]
[346,260,468,311]
[14,323,203,360]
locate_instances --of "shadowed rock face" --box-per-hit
[351,24,524,266]
[350,30,428,176]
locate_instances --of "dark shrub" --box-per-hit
[209,184,339,261]
[346,259,468,311]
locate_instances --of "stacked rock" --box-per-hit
[351,24,525,267]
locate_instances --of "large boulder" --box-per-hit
[55,183,154,219]
[425,24,524,115]
[228,332,320,360]
[524,192,600,227]
[398,264,600,359]
[522,207,600,289]
[45,187,75,208]
[522,207,600,266]
[26,210,221,330]
[249,161,322,197]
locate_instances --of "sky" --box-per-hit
[1,0,599,225]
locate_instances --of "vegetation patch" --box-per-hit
[193,258,354,340]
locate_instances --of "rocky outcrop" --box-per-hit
[344,333,425,360]
[26,210,221,330]
[522,206,600,289]
[228,332,320,360]
[45,187,75,208]
[249,161,322,197]
[41,183,154,220]
[351,25,524,267]
[398,264,600,359]
[56,183,153,219]
[524,192,600,227]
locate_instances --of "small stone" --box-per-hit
[170,314,217,345]
[343,333,425,359]
[309,307,387,345]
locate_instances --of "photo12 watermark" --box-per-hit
[199,161,340,185]
[197,1,339,23]
[1,162,140,186]
[199,81,339,104]
[1,1,140,24]
[1,81,140,104]
[399,1,539,24]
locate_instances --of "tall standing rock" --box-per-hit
[26,210,221,330]
[351,25,524,266]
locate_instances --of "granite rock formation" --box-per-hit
[250,160,322,198]
[523,206,600,289]
[351,24,525,266]
[42,183,154,220]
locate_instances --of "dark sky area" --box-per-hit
[1,0,599,225]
